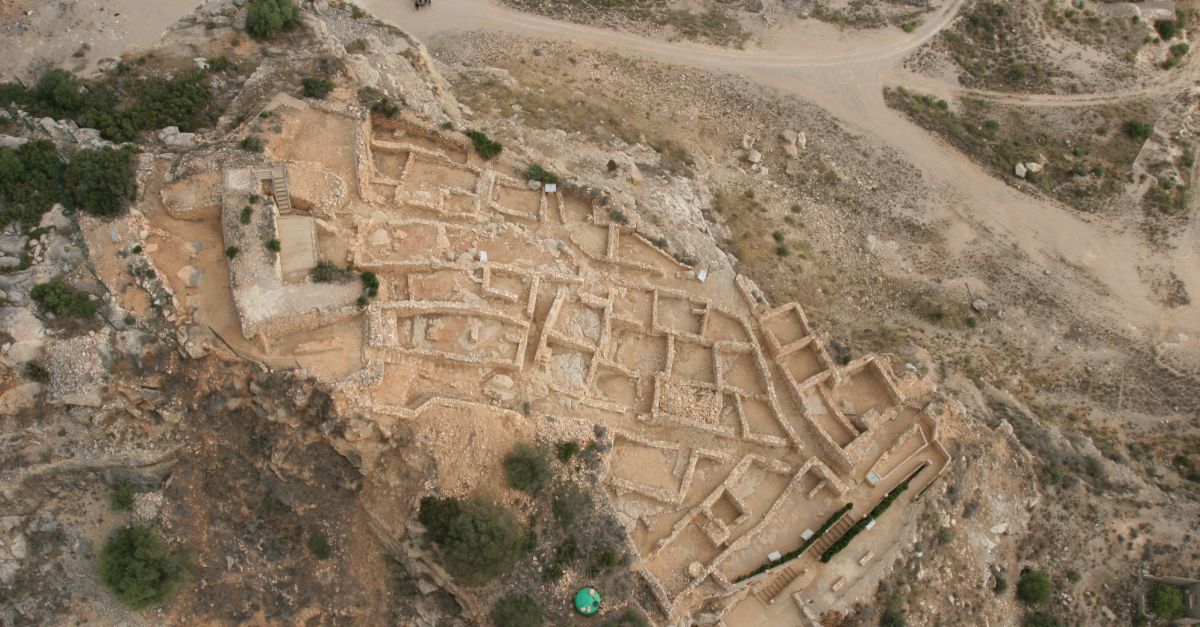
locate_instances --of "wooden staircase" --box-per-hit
[754,512,857,604]
[252,165,292,214]
[756,565,804,604]
[809,514,855,557]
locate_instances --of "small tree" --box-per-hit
[417,496,528,586]
[64,146,138,217]
[1148,585,1185,619]
[504,442,552,493]
[492,593,543,627]
[109,483,136,512]
[1124,120,1153,142]
[245,0,299,38]
[1017,570,1052,606]
[307,530,332,560]
[98,526,187,609]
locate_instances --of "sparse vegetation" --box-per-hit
[417,495,529,586]
[225,245,240,259]
[994,573,1009,594]
[265,238,281,253]
[245,0,300,39]
[240,206,253,224]
[598,607,652,627]
[239,136,266,152]
[551,484,593,528]
[886,87,1146,212]
[1023,611,1061,627]
[492,593,543,627]
[98,525,187,609]
[504,442,552,493]
[25,362,50,384]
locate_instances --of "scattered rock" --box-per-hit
[1014,162,1027,178]
[746,149,762,164]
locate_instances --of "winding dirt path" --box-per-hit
[364,0,1199,342]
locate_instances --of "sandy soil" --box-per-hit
[0,0,201,81]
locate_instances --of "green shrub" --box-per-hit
[0,141,63,228]
[360,271,379,298]
[551,485,593,528]
[245,0,300,38]
[527,164,559,185]
[466,129,503,160]
[504,442,552,493]
[225,245,240,258]
[772,230,785,243]
[1171,42,1190,57]
[881,608,907,627]
[301,77,334,99]
[265,238,281,252]
[310,260,345,283]
[417,495,528,586]
[610,209,630,225]
[24,362,50,383]
[109,483,136,511]
[307,530,332,560]
[129,71,211,132]
[1023,611,1061,627]
[1017,570,1052,605]
[240,206,253,224]
[492,593,543,627]
[1124,120,1153,142]
[64,146,138,217]
[1155,19,1178,40]
[1066,569,1081,583]
[30,280,98,318]
[98,526,187,609]
[239,136,265,152]
[556,440,580,462]
[1148,585,1185,619]
[994,573,1009,594]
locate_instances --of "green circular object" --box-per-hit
[574,587,602,616]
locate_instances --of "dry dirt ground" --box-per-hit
[0,0,1198,625]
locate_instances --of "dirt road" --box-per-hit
[365,0,1199,348]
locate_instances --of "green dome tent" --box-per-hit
[574,587,602,616]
